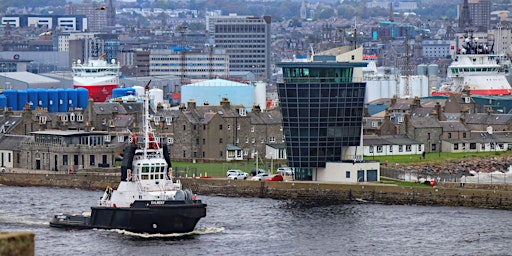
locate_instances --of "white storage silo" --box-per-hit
[133,86,145,97]
[149,88,164,106]
[254,81,267,110]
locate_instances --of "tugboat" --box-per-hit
[50,81,207,234]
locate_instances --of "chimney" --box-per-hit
[390,95,396,106]
[187,99,196,110]
[252,104,261,113]
[221,97,230,109]
[179,103,186,110]
[413,96,420,107]
[435,102,442,121]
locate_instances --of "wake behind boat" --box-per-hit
[50,80,207,234]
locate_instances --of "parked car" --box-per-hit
[227,169,244,177]
[276,167,294,176]
[251,172,270,181]
[265,174,284,181]
[250,168,267,176]
[227,171,248,180]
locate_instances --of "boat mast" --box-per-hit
[143,80,152,159]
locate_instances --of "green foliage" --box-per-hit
[380,177,430,187]
[367,151,512,166]
[172,159,287,177]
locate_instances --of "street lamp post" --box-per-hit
[255,151,258,173]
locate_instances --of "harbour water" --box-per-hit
[1,185,511,256]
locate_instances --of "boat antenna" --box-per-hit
[143,80,152,159]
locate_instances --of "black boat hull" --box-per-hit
[50,200,207,234]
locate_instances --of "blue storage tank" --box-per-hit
[26,88,38,110]
[58,88,68,112]
[126,88,136,96]
[3,89,17,111]
[37,88,48,109]
[17,90,28,110]
[0,94,7,110]
[111,88,125,98]
[67,88,78,110]
[48,89,58,112]
[76,88,89,109]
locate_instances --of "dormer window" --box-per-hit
[371,121,378,128]
[238,108,247,116]
[166,117,173,125]
[77,114,84,122]
[397,116,404,123]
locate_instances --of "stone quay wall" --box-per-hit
[2,172,512,210]
[0,232,35,256]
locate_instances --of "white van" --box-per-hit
[276,167,293,175]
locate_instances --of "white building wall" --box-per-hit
[0,150,14,168]
[314,161,380,183]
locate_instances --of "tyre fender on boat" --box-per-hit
[175,190,185,200]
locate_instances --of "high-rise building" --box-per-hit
[65,2,109,32]
[207,14,271,82]
[459,0,490,31]
[277,56,379,182]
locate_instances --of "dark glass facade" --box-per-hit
[277,61,367,180]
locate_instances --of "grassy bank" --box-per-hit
[170,151,512,178]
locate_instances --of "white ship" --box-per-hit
[433,31,512,96]
[72,57,120,102]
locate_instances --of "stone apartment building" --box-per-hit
[158,98,283,162]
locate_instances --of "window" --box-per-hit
[89,155,95,166]
[238,108,246,116]
[251,126,255,132]
[398,145,403,152]
[227,124,231,130]
[183,125,186,131]
[406,145,411,152]
[346,171,350,179]
[371,121,378,128]
[167,137,174,144]
[219,124,223,130]
[269,137,275,142]
[427,133,431,140]
[219,138,223,144]
[454,143,459,150]
[369,146,374,153]
[251,137,255,143]
[389,145,393,152]
[448,133,452,139]
[463,132,467,138]
[245,137,249,143]
[377,146,383,153]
